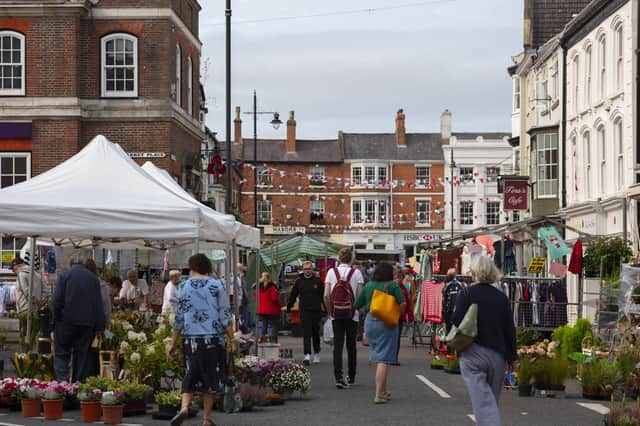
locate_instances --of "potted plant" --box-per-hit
[154,390,181,418]
[120,382,152,416]
[20,384,42,417]
[239,383,265,411]
[42,381,66,420]
[517,357,533,397]
[600,361,622,399]
[605,395,640,426]
[100,391,125,425]
[78,384,103,423]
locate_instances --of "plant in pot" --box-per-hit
[516,356,533,397]
[154,390,181,419]
[100,391,125,425]
[120,382,152,416]
[42,381,66,421]
[600,361,622,399]
[605,395,640,426]
[78,384,103,423]
[580,359,602,399]
[20,384,42,417]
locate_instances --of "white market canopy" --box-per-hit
[0,135,237,242]
[141,161,260,249]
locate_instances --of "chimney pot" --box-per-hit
[234,106,242,144]
[441,109,452,140]
[286,110,296,153]
[395,109,406,146]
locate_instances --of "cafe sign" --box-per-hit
[503,178,528,211]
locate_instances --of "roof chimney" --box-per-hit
[440,109,452,140]
[234,106,242,144]
[395,109,406,147]
[286,111,296,153]
[523,0,533,49]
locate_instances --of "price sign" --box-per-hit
[527,257,546,274]
[1,253,14,264]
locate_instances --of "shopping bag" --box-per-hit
[443,287,477,353]
[370,282,400,327]
[323,318,334,345]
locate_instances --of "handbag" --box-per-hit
[443,287,478,353]
[370,282,401,327]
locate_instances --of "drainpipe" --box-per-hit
[561,46,568,210]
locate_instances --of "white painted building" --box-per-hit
[442,134,514,233]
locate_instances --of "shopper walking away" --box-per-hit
[119,269,149,307]
[256,272,280,343]
[11,256,44,349]
[53,254,105,383]
[443,268,463,333]
[324,248,364,389]
[162,270,181,317]
[287,261,324,365]
[167,253,233,426]
[393,267,414,365]
[354,262,406,403]
[85,259,111,324]
[235,263,249,332]
[451,256,516,426]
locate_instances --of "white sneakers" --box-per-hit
[303,354,311,365]
[313,353,320,364]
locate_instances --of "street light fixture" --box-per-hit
[244,90,281,227]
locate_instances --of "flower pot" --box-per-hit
[101,404,124,425]
[21,398,41,417]
[583,387,598,399]
[81,401,101,422]
[43,399,64,420]
[123,400,146,416]
[64,396,80,410]
[518,384,533,397]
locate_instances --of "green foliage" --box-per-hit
[84,377,115,392]
[155,390,181,406]
[616,348,640,382]
[552,319,593,358]
[516,328,540,348]
[582,359,621,389]
[531,357,569,388]
[119,382,152,402]
[583,238,632,279]
[518,358,533,385]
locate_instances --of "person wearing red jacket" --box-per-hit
[256,272,280,343]
[393,268,415,365]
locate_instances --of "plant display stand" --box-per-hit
[99,351,117,379]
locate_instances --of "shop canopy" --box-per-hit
[141,162,260,249]
[258,234,346,269]
[0,135,237,242]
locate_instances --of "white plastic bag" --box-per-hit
[323,318,334,345]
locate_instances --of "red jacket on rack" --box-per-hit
[399,283,415,322]
[257,282,281,316]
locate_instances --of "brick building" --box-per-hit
[236,109,505,260]
[0,0,206,268]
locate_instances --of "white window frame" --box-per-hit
[257,169,272,187]
[598,34,607,100]
[584,132,592,199]
[572,55,580,113]
[257,200,272,226]
[415,199,431,226]
[459,201,474,225]
[310,200,325,225]
[486,167,500,182]
[459,167,474,184]
[533,133,559,198]
[615,24,623,91]
[551,60,559,100]
[101,33,138,98]
[364,166,376,185]
[486,201,500,225]
[0,31,25,96]
[615,118,623,190]
[378,199,388,225]
[351,199,362,225]
[175,44,182,106]
[513,77,520,112]
[597,125,606,195]
[416,166,430,187]
[377,167,387,186]
[187,56,193,115]
[585,45,592,107]
[351,166,362,186]
[351,198,389,227]
[0,152,30,189]
[310,166,325,179]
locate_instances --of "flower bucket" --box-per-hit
[101,404,124,425]
[258,343,280,361]
[21,398,41,417]
[43,399,64,420]
[81,401,101,422]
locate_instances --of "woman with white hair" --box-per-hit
[162,270,181,316]
[450,256,516,426]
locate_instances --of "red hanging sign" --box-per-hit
[503,178,528,211]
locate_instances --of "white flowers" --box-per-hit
[127,331,147,343]
[155,324,166,335]
[121,321,133,331]
[119,341,130,352]
[130,352,141,363]
[146,345,155,355]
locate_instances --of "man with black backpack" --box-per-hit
[324,248,364,389]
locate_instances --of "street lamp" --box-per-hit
[245,90,281,227]
[225,0,232,213]
[450,148,456,239]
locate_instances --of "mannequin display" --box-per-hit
[461,246,472,276]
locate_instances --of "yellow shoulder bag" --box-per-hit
[369,282,401,327]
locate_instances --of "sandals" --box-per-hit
[170,409,188,426]
[203,418,217,426]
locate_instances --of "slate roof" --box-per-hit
[342,133,444,161]
[240,139,342,163]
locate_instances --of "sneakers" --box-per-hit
[335,378,351,389]
[303,354,311,366]
[347,377,355,386]
[373,395,388,404]
[312,353,320,364]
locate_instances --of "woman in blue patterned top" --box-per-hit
[167,253,234,426]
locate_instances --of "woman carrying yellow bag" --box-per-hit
[354,263,406,404]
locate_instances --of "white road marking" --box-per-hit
[577,402,610,415]
[416,374,452,398]
[468,414,476,423]
[0,422,26,426]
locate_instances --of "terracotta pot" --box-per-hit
[42,399,64,420]
[21,398,41,417]
[81,401,101,422]
[101,404,124,425]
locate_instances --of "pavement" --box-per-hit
[0,336,609,426]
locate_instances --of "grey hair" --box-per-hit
[69,253,85,266]
[470,256,503,284]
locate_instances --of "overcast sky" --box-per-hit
[200,0,523,140]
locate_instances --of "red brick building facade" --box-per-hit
[0,0,205,267]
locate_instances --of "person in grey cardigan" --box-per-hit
[53,255,105,383]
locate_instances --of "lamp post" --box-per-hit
[450,148,456,239]
[225,0,232,214]
[244,90,281,227]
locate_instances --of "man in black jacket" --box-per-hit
[287,261,324,365]
[53,254,105,383]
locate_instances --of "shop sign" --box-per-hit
[402,233,441,242]
[128,152,167,159]
[503,178,528,211]
[263,225,306,235]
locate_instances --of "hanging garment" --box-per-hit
[531,282,539,325]
[424,280,444,324]
[461,247,472,276]
[568,239,583,275]
[442,280,462,332]
[468,241,483,258]
[503,239,516,274]
[438,247,463,274]
[537,227,571,260]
